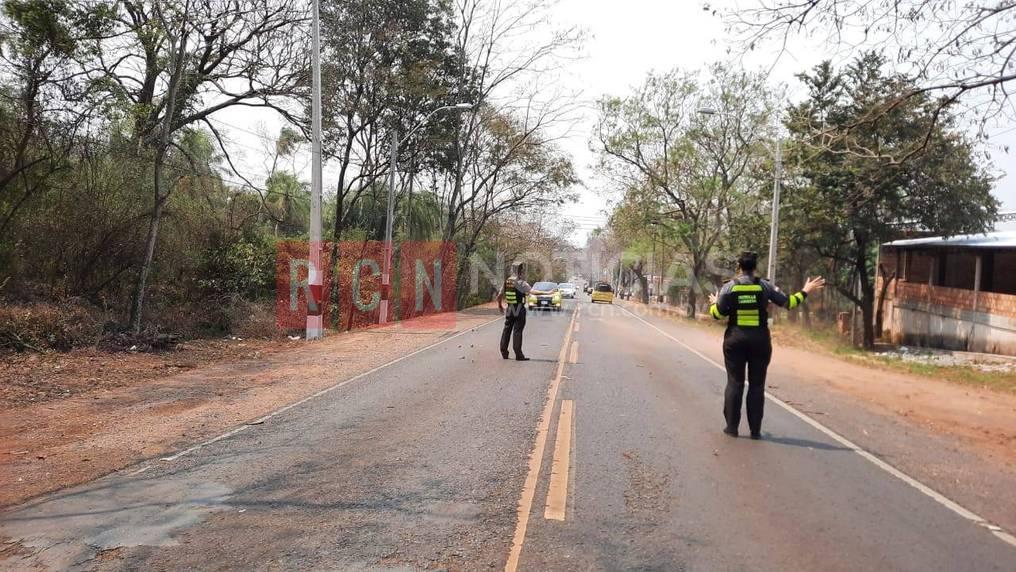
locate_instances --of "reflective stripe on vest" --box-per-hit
[504,278,519,304]
[733,282,764,327]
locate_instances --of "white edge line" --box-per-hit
[619,304,1016,549]
[155,316,503,464]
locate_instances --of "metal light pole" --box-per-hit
[306,0,324,340]
[378,102,474,324]
[697,108,783,282]
[651,226,657,300]
[767,137,782,284]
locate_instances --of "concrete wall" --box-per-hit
[885,282,1016,356]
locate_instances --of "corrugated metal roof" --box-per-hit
[883,231,1016,249]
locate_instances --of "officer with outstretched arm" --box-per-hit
[496,263,532,361]
[708,252,825,439]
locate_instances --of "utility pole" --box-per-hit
[767,137,782,283]
[651,228,657,300]
[379,133,398,324]
[306,0,324,340]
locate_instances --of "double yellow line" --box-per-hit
[504,309,578,572]
[544,399,574,521]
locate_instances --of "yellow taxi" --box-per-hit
[527,281,563,311]
[590,282,614,304]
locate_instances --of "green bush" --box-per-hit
[459,292,487,309]
[197,232,277,300]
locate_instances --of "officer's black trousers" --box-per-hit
[500,305,527,357]
[722,327,773,435]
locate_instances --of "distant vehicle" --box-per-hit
[528,281,562,310]
[591,282,614,304]
[558,283,577,298]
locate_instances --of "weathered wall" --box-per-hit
[885,282,1016,356]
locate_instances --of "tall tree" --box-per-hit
[783,54,998,348]
[87,0,308,331]
[595,64,776,316]
[440,0,582,299]
[319,0,461,242]
[0,0,106,242]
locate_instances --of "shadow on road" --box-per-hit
[763,435,852,451]
[513,358,558,364]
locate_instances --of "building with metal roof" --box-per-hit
[878,231,1016,356]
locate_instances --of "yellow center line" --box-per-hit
[569,341,579,364]
[544,400,574,521]
[504,309,577,572]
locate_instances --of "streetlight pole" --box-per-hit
[767,137,782,284]
[697,108,782,282]
[378,102,474,325]
[651,227,657,300]
[306,0,324,340]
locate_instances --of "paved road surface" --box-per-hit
[2,299,1014,571]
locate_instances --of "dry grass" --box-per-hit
[0,301,104,352]
[773,322,1016,395]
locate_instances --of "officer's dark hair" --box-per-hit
[737,251,758,273]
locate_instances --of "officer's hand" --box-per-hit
[498,303,504,312]
[803,276,826,294]
[708,291,718,305]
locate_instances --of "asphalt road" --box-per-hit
[2,297,1014,571]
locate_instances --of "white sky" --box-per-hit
[216,0,1016,242]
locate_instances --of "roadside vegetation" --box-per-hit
[777,323,1016,395]
[0,0,580,352]
[624,297,1016,395]
[593,53,996,350]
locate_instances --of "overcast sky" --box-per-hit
[216,0,1016,242]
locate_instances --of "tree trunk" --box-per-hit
[861,294,876,349]
[875,265,895,337]
[686,258,704,318]
[129,152,168,333]
[854,236,876,349]
[128,17,189,333]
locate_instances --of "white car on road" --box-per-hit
[558,283,577,298]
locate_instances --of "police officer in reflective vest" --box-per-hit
[709,252,825,439]
[497,263,532,361]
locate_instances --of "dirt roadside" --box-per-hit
[0,306,502,509]
[621,300,1016,467]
